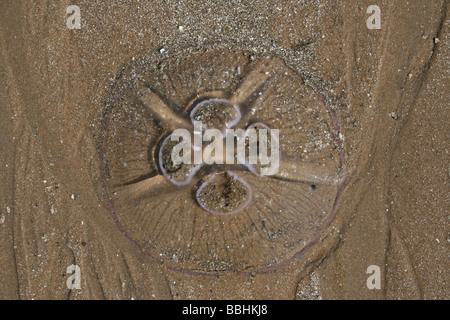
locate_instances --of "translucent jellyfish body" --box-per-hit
[98,46,346,273]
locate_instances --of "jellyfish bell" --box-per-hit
[98,45,347,273]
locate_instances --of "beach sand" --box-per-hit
[0,0,447,299]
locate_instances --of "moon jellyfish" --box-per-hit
[97,46,347,273]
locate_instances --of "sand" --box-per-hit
[0,0,448,299]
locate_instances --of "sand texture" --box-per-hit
[0,0,448,299]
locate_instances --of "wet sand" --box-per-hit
[0,0,448,299]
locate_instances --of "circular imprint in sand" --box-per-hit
[98,46,347,273]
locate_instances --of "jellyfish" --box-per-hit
[97,45,347,273]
